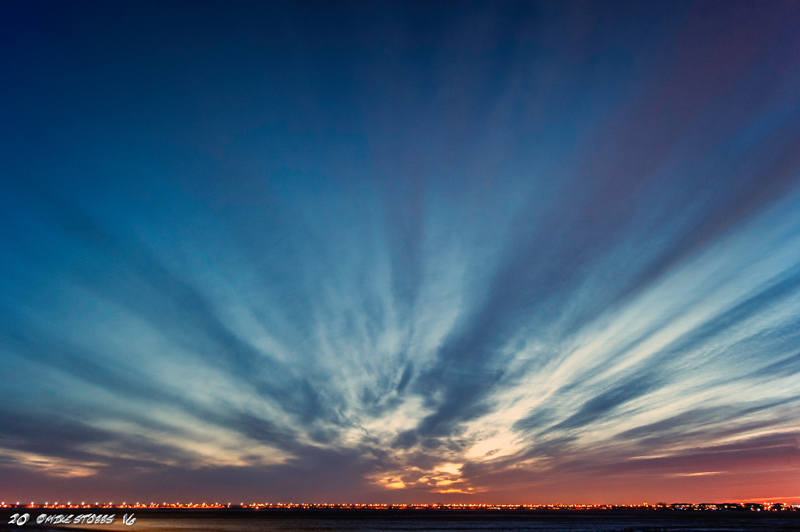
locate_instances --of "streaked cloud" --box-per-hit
[1,0,799,503]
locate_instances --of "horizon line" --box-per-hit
[3,502,799,510]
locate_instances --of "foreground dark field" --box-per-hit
[2,508,800,532]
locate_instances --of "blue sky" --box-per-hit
[1,1,800,503]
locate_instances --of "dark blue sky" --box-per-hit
[1,1,800,504]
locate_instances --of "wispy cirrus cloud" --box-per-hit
[1,0,799,504]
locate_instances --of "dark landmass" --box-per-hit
[2,505,800,532]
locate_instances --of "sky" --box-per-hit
[1,0,800,505]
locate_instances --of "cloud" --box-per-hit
[1,0,800,503]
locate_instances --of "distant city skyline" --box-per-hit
[3,501,800,509]
[1,1,799,504]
